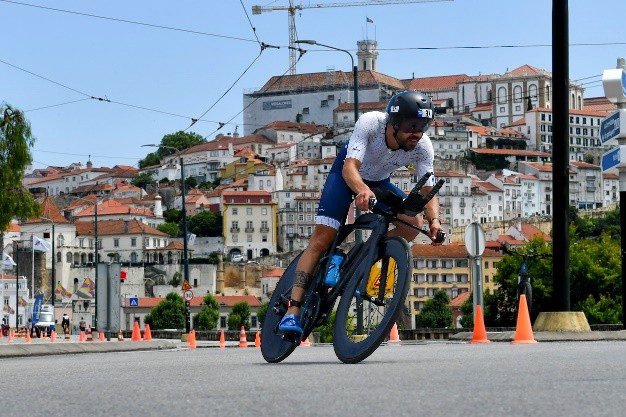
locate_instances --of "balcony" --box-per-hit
[459,202,466,207]
[260,227,270,233]
[230,227,240,233]
[245,227,254,233]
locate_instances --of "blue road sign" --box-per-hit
[601,111,621,143]
[129,297,139,307]
[602,147,621,172]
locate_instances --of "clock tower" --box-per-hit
[357,40,379,72]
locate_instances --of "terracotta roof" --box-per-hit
[25,168,112,185]
[262,267,285,278]
[267,142,296,150]
[521,162,554,172]
[507,118,526,127]
[123,295,261,308]
[76,219,167,237]
[255,70,405,94]
[71,183,116,194]
[333,101,388,112]
[258,121,330,134]
[583,97,617,114]
[163,241,184,250]
[403,74,470,91]
[465,74,499,82]
[412,244,469,258]
[435,171,469,178]
[75,199,155,218]
[498,235,527,246]
[504,64,550,78]
[5,222,20,233]
[570,161,600,170]
[603,173,619,180]
[472,103,493,111]
[26,196,68,224]
[515,174,538,180]
[476,181,503,192]
[498,128,525,138]
[470,148,550,157]
[520,224,552,242]
[65,194,99,211]
[529,107,608,118]
[449,292,470,308]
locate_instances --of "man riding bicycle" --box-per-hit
[279,90,443,335]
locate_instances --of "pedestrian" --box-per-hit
[61,313,70,335]
[79,317,86,333]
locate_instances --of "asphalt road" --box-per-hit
[1,341,625,417]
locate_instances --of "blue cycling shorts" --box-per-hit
[316,145,407,230]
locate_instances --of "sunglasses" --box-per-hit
[397,118,431,133]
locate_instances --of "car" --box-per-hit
[34,304,55,337]
[231,254,245,263]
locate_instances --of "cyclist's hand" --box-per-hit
[355,188,377,211]
[429,219,443,245]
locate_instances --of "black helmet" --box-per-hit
[386,90,435,131]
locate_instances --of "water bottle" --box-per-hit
[324,252,346,287]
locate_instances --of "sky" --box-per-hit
[1,0,625,169]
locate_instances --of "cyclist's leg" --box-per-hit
[285,169,353,317]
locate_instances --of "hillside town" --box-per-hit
[2,41,620,333]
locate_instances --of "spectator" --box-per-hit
[79,317,86,333]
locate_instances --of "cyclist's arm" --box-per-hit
[421,187,440,223]
[343,113,377,209]
[343,158,376,210]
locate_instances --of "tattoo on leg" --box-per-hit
[294,271,313,289]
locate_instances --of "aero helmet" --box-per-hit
[386,90,435,132]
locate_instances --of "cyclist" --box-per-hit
[279,90,443,334]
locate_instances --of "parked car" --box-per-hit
[231,254,245,263]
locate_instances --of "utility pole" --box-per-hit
[51,223,55,307]
[551,0,570,311]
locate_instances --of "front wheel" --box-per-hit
[333,237,411,364]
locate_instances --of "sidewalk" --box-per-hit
[0,340,177,358]
[450,330,626,342]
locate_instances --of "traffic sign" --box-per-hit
[601,146,626,172]
[181,280,192,291]
[464,222,486,257]
[183,290,194,301]
[129,297,139,307]
[601,110,626,143]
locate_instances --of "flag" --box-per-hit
[33,236,51,252]
[55,283,72,299]
[2,252,16,268]
[3,304,14,315]
[17,297,27,307]
[366,17,374,23]
[78,277,95,298]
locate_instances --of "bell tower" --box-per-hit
[357,40,379,71]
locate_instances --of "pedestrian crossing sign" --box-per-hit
[129,297,139,307]
[181,280,192,291]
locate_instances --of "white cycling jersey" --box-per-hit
[345,111,435,185]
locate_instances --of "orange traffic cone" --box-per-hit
[388,323,401,344]
[469,305,491,344]
[144,324,152,341]
[219,330,226,349]
[187,330,197,349]
[26,330,31,344]
[8,329,14,342]
[79,331,86,342]
[299,336,311,347]
[50,330,57,343]
[131,321,142,341]
[118,331,124,341]
[512,295,538,344]
[98,332,106,342]
[254,331,261,348]
[238,326,248,348]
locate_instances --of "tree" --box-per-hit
[257,302,269,327]
[195,294,220,330]
[188,210,222,237]
[415,290,453,328]
[139,152,161,169]
[163,208,181,224]
[185,177,197,189]
[460,293,474,329]
[168,272,182,287]
[228,301,251,330]
[157,222,180,237]
[131,172,154,189]
[0,104,40,230]
[159,131,205,157]
[144,292,185,329]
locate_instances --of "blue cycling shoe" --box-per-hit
[278,314,303,334]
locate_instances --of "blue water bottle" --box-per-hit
[324,252,346,287]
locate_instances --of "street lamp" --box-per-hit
[142,144,191,333]
[294,39,363,333]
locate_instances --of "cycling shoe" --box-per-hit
[278,314,303,335]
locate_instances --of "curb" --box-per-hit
[450,330,626,342]
[0,340,177,359]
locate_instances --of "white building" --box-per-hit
[472,181,504,223]
[602,173,619,208]
[570,161,603,210]
[433,171,473,229]
[485,174,523,220]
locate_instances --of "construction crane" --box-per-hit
[252,0,453,74]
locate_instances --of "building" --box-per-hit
[73,199,163,229]
[429,123,470,160]
[260,267,285,302]
[570,161,603,209]
[403,74,471,112]
[602,173,619,208]
[332,101,387,129]
[433,171,473,230]
[485,173,523,220]
[472,181,504,223]
[253,121,329,144]
[1,275,30,328]
[222,191,277,260]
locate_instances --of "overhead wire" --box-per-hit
[24,98,92,113]
[0,0,257,43]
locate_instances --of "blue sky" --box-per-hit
[1,0,624,168]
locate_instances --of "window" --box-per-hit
[66,253,72,263]
[302,107,309,114]
[247,234,252,242]
[114,238,120,248]
[262,235,267,242]
[220,316,227,328]
[246,208,252,215]
[232,208,238,215]
[498,87,507,104]
[262,208,267,215]
[321,100,328,107]
[131,238,137,247]
[513,85,522,103]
